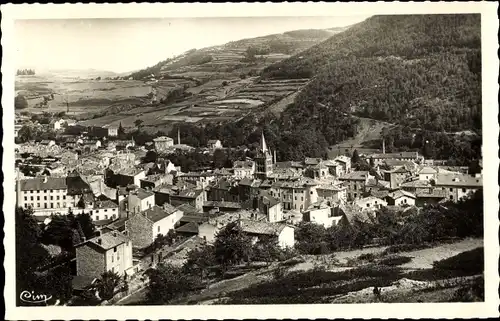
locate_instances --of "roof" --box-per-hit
[175,222,199,234]
[339,171,369,181]
[387,190,416,200]
[94,200,118,209]
[203,201,241,209]
[371,152,419,159]
[142,205,175,223]
[130,188,155,200]
[19,177,67,191]
[153,136,174,142]
[356,196,386,205]
[175,203,198,215]
[239,219,288,236]
[79,231,130,251]
[233,160,254,169]
[435,174,483,187]
[72,276,98,291]
[419,167,438,175]
[259,190,280,208]
[304,157,322,166]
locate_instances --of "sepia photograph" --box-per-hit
[2,2,499,320]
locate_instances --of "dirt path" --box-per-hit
[399,238,483,269]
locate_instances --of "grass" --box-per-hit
[220,265,403,304]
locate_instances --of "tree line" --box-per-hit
[17,69,36,75]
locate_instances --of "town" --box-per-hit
[15,115,484,305]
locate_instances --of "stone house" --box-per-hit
[126,204,183,248]
[75,230,134,279]
[385,190,416,207]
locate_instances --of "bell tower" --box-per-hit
[254,131,273,180]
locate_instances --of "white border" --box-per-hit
[2,2,499,319]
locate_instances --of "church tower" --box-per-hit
[254,132,273,180]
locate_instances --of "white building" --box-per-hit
[385,190,416,207]
[127,188,155,215]
[233,160,255,179]
[418,167,438,181]
[303,201,342,228]
[355,196,387,211]
[207,139,223,149]
[435,173,482,202]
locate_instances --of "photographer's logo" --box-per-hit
[20,290,52,304]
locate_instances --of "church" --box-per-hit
[254,132,274,180]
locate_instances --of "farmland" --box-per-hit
[15,27,344,131]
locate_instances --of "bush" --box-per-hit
[378,255,413,266]
[433,247,483,274]
[382,243,432,255]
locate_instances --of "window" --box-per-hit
[367,204,370,207]
[96,215,99,220]
[50,196,53,200]
[44,196,47,201]
[105,215,108,220]
[37,203,40,208]
[50,189,53,193]
[294,196,297,200]
[37,191,40,193]
[56,203,60,208]
[114,247,117,252]
[63,202,66,207]
[462,188,466,193]
[50,203,54,208]
[449,195,453,200]
[449,188,453,192]
[310,191,313,195]
[44,203,47,208]
[37,196,40,201]
[63,195,66,200]
[56,196,60,200]
[30,196,34,201]
[24,197,27,201]
[158,226,160,232]
[111,255,114,263]
[104,209,108,212]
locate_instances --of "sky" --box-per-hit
[14,16,369,74]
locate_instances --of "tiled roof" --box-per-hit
[203,201,241,209]
[19,177,67,191]
[175,222,199,234]
[387,190,416,200]
[233,160,254,169]
[142,205,175,223]
[131,188,155,200]
[435,174,482,187]
[79,230,130,251]
[94,200,118,209]
[419,167,438,175]
[339,171,369,181]
[239,219,288,236]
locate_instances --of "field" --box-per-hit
[117,238,483,305]
[15,28,343,129]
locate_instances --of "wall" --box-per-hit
[305,207,336,228]
[198,224,218,243]
[277,226,295,248]
[76,244,106,279]
[127,214,154,248]
[104,240,133,276]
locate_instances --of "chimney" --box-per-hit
[112,231,117,237]
[382,139,386,155]
[274,150,277,164]
[178,129,181,145]
[97,238,102,245]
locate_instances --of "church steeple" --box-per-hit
[261,131,268,153]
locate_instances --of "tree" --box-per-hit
[143,150,158,164]
[351,149,361,164]
[15,94,29,109]
[212,149,227,169]
[134,119,144,128]
[295,222,329,254]
[74,213,96,240]
[145,263,200,304]
[118,122,126,138]
[213,222,252,268]
[252,236,281,265]
[97,271,121,300]
[183,245,216,281]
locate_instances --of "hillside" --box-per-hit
[263,14,481,133]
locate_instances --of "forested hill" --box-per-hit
[262,14,481,133]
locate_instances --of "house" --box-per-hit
[338,171,372,201]
[176,172,216,189]
[269,178,319,212]
[127,188,155,215]
[303,201,342,228]
[385,190,416,207]
[203,201,242,213]
[106,166,146,188]
[53,119,66,131]
[418,167,438,181]
[434,173,482,202]
[17,173,92,216]
[369,151,424,167]
[140,174,174,190]
[333,156,351,176]
[304,161,331,180]
[239,219,295,249]
[153,136,174,151]
[233,160,255,179]
[382,166,412,190]
[257,190,283,223]
[103,125,118,137]
[316,184,347,206]
[126,204,183,248]
[355,196,387,211]
[208,178,239,202]
[89,200,119,222]
[81,139,101,151]
[207,139,223,149]
[75,230,134,279]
